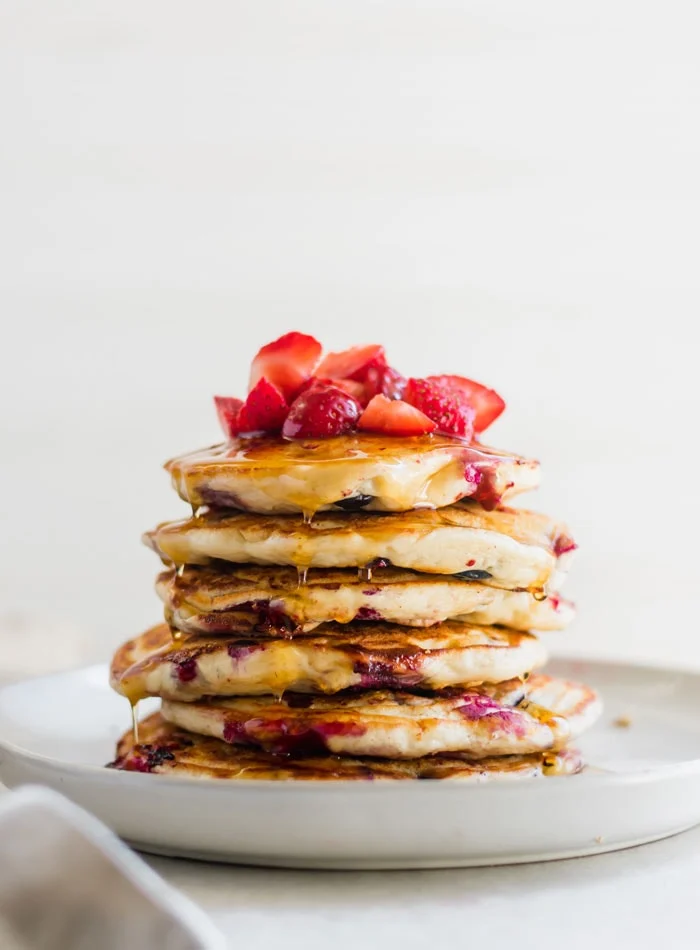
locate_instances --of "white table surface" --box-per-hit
[143,827,700,948]
[1,771,697,948]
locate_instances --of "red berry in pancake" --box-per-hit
[282,383,362,439]
[358,395,436,436]
[248,332,322,400]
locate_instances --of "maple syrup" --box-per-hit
[165,433,538,518]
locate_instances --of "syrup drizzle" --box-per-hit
[130,702,140,744]
[532,587,547,602]
[358,566,372,583]
[518,699,569,741]
[296,566,309,587]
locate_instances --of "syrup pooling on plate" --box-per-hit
[166,434,540,517]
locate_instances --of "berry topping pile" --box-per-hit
[215,331,505,441]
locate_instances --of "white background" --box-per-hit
[1,0,699,674]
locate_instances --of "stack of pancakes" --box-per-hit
[109,433,601,781]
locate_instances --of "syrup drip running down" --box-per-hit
[518,699,570,741]
[130,702,140,744]
[296,566,309,587]
[358,566,373,583]
[532,587,547,602]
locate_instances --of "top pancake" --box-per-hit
[145,501,575,592]
[166,433,540,516]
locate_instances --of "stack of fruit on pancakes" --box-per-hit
[109,332,601,781]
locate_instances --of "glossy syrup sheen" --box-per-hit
[167,433,521,468]
[165,434,538,515]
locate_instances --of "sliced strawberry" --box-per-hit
[404,378,475,440]
[282,384,362,439]
[317,344,386,381]
[331,378,367,402]
[426,375,505,433]
[214,396,244,439]
[363,363,407,401]
[237,377,288,433]
[296,376,367,404]
[248,332,322,400]
[358,395,436,436]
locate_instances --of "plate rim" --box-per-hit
[2,657,700,794]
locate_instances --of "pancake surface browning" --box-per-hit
[160,674,601,759]
[166,433,540,515]
[111,622,548,702]
[145,501,575,591]
[109,712,584,780]
[157,564,574,635]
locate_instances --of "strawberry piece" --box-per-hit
[282,383,362,439]
[358,395,436,436]
[238,377,288,433]
[214,396,244,439]
[248,332,322,400]
[426,375,505,433]
[363,363,407,401]
[331,378,367,402]
[317,344,386,381]
[404,378,475,440]
[297,376,367,404]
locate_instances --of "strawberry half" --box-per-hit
[316,344,386,381]
[249,332,323,401]
[426,375,505,433]
[214,396,244,439]
[363,363,407,401]
[238,377,288,433]
[330,378,367,402]
[358,395,436,436]
[282,383,362,439]
[297,376,367,404]
[404,378,475,440]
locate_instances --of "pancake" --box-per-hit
[110,622,547,702]
[145,502,575,592]
[156,564,574,635]
[160,674,601,759]
[108,712,584,780]
[166,433,539,516]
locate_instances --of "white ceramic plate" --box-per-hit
[1,658,699,869]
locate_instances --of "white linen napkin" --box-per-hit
[0,786,226,950]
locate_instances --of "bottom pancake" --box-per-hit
[109,712,584,781]
[160,674,602,759]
